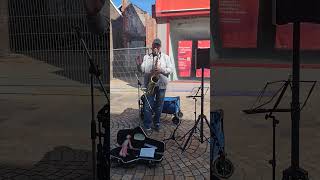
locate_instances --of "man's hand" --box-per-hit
[151,66,161,75]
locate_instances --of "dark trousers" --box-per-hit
[143,87,166,129]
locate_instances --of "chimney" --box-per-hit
[122,0,129,47]
[152,4,156,19]
[121,0,129,12]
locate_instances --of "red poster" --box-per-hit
[276,23,320,50]
[178,41,192,77]
[218,0,259,48]
[196,40,210,78]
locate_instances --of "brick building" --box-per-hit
[110,0,123,49]
[115,0,156,48]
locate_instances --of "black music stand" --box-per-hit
[179,87,209,142]
[188,87,202,134]
[180,48,211,152]
[264,77,291,180]
[243,79,316,115]
[242,75,316,180]
[74,27,109,180]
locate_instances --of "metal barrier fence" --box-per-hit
[4,0,109,85]
[112,47,150,85]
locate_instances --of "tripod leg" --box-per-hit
[181,117,201,152]
[204,116,212,132]
[179,124,196,141]
[163,119,181,142]
[199,116,212,143]
[163,127,183,150]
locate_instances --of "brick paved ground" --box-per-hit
[0,146,93,180]
[110,80,211,180]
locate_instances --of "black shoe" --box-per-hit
[154,125,160,132]
[143,127,152,136]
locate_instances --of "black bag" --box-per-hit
[110,126,165,166]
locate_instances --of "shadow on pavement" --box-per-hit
[0,146,93,180]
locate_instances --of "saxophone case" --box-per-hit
[110,126,165,166]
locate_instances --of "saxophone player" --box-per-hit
[141,38,173,133]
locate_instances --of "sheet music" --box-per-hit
[139,148,155,158]
[144,143,158,149]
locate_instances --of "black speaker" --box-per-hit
[196,48,210,69]
[273,0,320,25]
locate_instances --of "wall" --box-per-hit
[123,4,146,47]
[110,2,123,49]
[156,22,167,54]
[145,16,157,48]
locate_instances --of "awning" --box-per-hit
[155,0,210,18]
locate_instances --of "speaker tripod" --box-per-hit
[180,66,210,152]
[163,87,203,148]
[282,22,309,180]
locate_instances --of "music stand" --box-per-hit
[264,77,291,180]
[188,87,203,133]
[179,87,209,141]
[242,75,316,180]
[243,78,316,115]
[180,48,211,152]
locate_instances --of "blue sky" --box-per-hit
[111,0,155,15]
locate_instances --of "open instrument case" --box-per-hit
[110,126,165,166]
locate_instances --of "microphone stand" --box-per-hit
[74,27,109,180]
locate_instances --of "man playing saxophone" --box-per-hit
[141,38,173,133]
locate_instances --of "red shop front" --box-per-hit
[154,0,210,80]
[177,40,210,79]
[214,0,320,50]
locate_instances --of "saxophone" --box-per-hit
[146,53,160,95]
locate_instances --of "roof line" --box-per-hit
[132,4,148,14]
[110,0,122,16]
